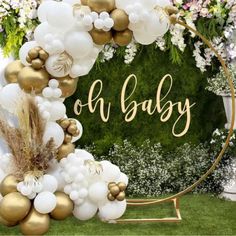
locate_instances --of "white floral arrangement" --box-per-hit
[206,64,236,95]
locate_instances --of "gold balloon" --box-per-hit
[39,50,49,61]
[64,134,72,144]
[113,29,133,46]
[81,0,88,5]
[107,193,115,201]
[4,60,24,84]
[108,182,116,190]
[56,76,79,98]
[18,67,49,94]
[87,0,115,13]
[110,186,120,196]
[111,9,129,31]
[0,215,17,227]
[57,143,75,161]
[28,49,39,60]
[67,124,78,135]
[0,175,18,196]
[59,119,71,129]
[117,182,127,192]
[89,28,112,45]
[50,192,74,220]
[0,192,31,222]
[31,59,44,70]
[116,191,126,201]
[20,208,50,235]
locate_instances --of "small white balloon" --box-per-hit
[41,174,58,193]
[94,19,104,30]
[34,191,57,214]
[49,79,59,88]
[49,101,66,121]
[104,18,114,29]
[19,41,39,66]
[88,182,108,204]
[43,122,64,148]
[74,149,94,161]
[73,200,97,220]
[42,87,53,98]
[70,191,79,201]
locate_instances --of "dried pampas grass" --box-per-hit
[0,95,57,180]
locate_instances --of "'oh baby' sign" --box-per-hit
[74,74,196,137]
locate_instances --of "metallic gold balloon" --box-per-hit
[113,29,133,46]
[50,192,74,220]
[4,60,24,84]
[59,119,71,129]
[0,192,31,222]
[64,134,72,143]
[117,182,127,192]
[111,9,129,31]
[31,59,44,70]
[18,67,49,94]
[110,186,120,196]
[28,49,39,60]
[81,0,88,5]
[56,76,79,98]
[0,175,18,196]
[116,191,126,201]
[20,208,50,235]
[89,28,112,45]
[39,50,49,61]
[67,125,77,135]
[107,193,115,201]
[108,182,116,190]
[87,0,115,13]
[57,143,75,161]
[0,214,17,227]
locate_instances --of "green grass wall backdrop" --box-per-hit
[66,46,225,155]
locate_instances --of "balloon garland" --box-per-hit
[0,0,175,235]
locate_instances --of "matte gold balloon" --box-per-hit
[117,182,127,192]
[113,29,133,46]
[67,124,77,135]
[57,143,75,161]
[0,215,17,227]
[116,191,126,201]
[31,59,44,70]
[56,76,79,98]
[0,175,18,196]
[111,9,129,31]
[39,50,49,61]
[28,48,39,60]
[89,28,112,45]
[4,60,24,83]
[18,67,49,94]
[20,208,50,235]
[87,0,115,13]
[0,192,31,222]
[110,186,120,196]
[50,192,74,220]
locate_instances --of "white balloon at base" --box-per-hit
[73,200,98,220]
[88,182,108,204]
[34,191,57,214]
[19,41,39,66]
[41,174,58,193]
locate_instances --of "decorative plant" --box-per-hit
[206,64,236,95]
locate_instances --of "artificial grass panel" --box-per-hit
[66,46,225,155]
[1,194,236,235]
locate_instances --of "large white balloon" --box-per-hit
[19,41,39,66]
[0,84,22,113]
[37,1,57,22]
[49,101,66,121]
[34,191,57,214]
[99,200,127,221]
[74,149,94,161]
[88,182,108,204]
[100,161,121,182]
[73,200,98,220]
[115,0,133,10]
[41,174,58,193]
[47,2,75,31]
[139,0,158,10]
[117,173,129,186]
[43,122,64,148]
[64,32,93,59]
[156,0,172,7]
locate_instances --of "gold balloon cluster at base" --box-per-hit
[4,48,79,97]
[80,0,133,46]
[0,175,74,235]
[107,182,127,201]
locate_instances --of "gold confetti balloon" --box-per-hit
[113,29,133,46]
[0,192,31,222]
[56,76,79,98]
[111,9,129,31]
[57,143,75,161]
[18,67,49,94]
[89,28,112,45]
[4,60,24,84]
[50,192,74,220]
[87,0,115,13]
[20,208,50,235]
[0,175,18,196]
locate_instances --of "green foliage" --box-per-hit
[66,45,225,155]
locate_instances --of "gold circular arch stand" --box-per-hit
[115,17,235,224]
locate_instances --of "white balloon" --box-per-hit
[34,191,57,214]
[47,167,66,191]
[43,122,64,148]
[45,39,65,55]
[139,0,158,10]
[19,41,39,66]
[49,101,66,121]
[73,200,97,220]
[0,84,22,113]
[115,0,134,10]
[45,54,70,77]
[88,182,108,204]
[64,32,93,59]
[117,173,129,186]
[74,149,94,161]
[99,200,127,220]
[156,0,172,7]
[47,2,75,31]
[71,119,83,142]
[100,161,121,182]
[41,174,58,193]
[37,1,57,22]
[63,0,81,5]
